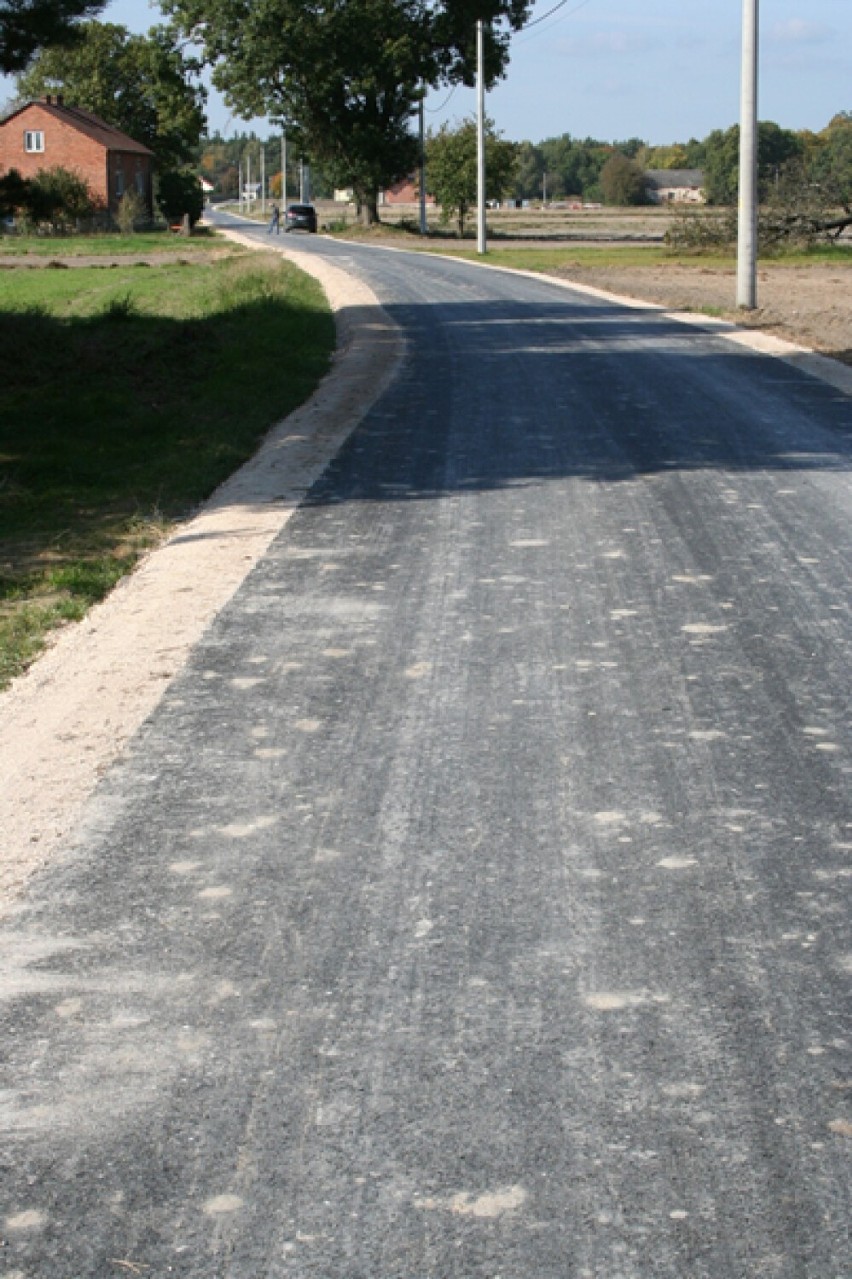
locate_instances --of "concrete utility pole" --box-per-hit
[419,93,427,236]
[476,18,486,254]
[261,143,266,216]
[737,0,759,309]
[281,132,287,207]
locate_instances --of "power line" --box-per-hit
[426,84,458,114]
[519,0,596,39]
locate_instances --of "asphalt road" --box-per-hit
[2,217,850,1278]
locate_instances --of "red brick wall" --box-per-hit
[0,104,108,207]
[0,104,158,212]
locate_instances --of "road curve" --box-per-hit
[1,213,850,1278]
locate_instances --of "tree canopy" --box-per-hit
[702,121,803,205]
[600,152,647,206]
[426,116,517,234]
[0,0,105,73]
[16,21,206,172]
[162,0,533,221]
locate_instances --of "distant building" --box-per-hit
[381,177,435,206]
[645,169,705,204]
[0,97,155,217]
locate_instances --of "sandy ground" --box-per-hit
[540,260,852,366]
[0,233,849,915]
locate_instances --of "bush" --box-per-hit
[157,169,204,227]
[115,189,147,234]
[665,209,737,250]
[27,166,95,231]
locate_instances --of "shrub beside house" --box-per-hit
[0,96,154,221]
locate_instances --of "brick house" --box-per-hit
[0,96,154,218]
[381,177,435,206]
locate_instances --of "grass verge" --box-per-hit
[0,250,334,689]
[0,226,225,257]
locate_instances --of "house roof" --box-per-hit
[645,169,704,188]
[1,99,154,156]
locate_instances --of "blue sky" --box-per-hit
[4,0,850,144]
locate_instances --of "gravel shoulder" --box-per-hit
[0,239,402,914]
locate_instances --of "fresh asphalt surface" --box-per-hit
[2,213,850,1277]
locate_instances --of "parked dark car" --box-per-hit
[284,203,318,233]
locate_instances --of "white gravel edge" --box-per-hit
[0,233,403,914]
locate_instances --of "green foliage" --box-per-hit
[25,164,95,228]
[702,121,804,205]
[163,0,533,221]
[0,253,334,686]
[157,169,204,226]
[0,167,30,218]
[16,20,206,172]
[600,153,647,206]
[426,118,518,236]
[0,0,106,73]
[521,135,614,201]
[807,112,852,206]
[115,188,146,233]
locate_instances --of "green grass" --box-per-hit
[401,241,852,272]
[0,251,334,688]
[0,227,225,256]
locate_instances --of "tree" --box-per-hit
[157,168,203,226]
[759,114,852,245]
[703,121,803,205]
[810,112,852,205]
[600,153,646,206]
[537,134,612,201]
[16,21,206,173]
[513,139,542,201]
[0,0,105,73]
[643,143,689,171]
[162,0,533,223]
[426,117,517,235]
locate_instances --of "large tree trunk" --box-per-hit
[359,192,380,226]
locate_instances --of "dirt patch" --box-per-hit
[0,250,237,269]
[538,260,852,366]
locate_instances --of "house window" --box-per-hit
[24,130,45,153]
[116,169,125,198]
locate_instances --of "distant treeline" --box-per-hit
[197,112,851,208]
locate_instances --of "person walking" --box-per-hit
[268,202,280,234]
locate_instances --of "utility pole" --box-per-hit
[419,93,427,236]
[281,132,287,207]
[261,143,266,217]
[737,0,759,309]
[476,18,486,254]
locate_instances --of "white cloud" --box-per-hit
[767,19,831,46]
